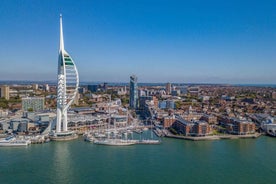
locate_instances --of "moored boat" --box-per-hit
[94,138,135,146]
[0,136,31,147]
[50,131,78,141]
[137,139,161,144]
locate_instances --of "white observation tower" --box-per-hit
[52,15,79,140]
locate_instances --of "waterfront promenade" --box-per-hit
[165,132,261,141]
[153,128,262,141]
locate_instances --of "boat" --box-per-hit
[94,138,135,146]
[143,127,149,131]
[134,129,143,134]
[85,136,95,142]
[137,139,161,144]
[84,134,96,142]
[94,132,107,138]
[50,131,78,141]
[0,136,31,147]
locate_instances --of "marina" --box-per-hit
[84,127,161,146]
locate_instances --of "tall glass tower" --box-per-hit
[56,15,79,133]
[129,75,138,109]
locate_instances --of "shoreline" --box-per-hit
[165,133,262,141]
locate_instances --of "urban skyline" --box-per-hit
[1,1,276,183]
[0,0,276,84]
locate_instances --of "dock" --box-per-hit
[29,136,50,144]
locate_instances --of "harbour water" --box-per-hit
[1,135,276,184]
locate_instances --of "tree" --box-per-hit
[0,102,8,109]
[121,96,129,106]
[0,98,8,109]
[175,101,183,109]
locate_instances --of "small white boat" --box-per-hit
[0,136,31,147]
[86,137,95,142]
[143,127,149,131]
[137,139,161,144]
[84,135,95,142]
[134,129,143,134]
[94,133,107,138]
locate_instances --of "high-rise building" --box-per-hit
[88,85,99,92]
[78,87,86,94]
[129,75,138,109]
[103,82,108,92]
[22,97,45,112]
[158,100,175,109]
[32,84,38,91]
[56,15,79,133]
[44,84,49,92]
[166,82,172,95]
[0,85,10,100]
[272,92,276,99]
[166,100,175,109]
[139,96,153,110]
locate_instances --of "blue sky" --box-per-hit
[0,0,276,84]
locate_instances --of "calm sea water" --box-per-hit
[1,135,276,184]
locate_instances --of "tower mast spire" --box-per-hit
[59,14,64,51]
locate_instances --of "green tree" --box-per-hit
[0,98,8,109]
[27,108,34,112]
[121,96,129,106]
[175,101,183,109]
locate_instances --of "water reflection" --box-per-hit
[52,142,73,183]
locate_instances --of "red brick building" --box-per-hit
[172,117,211,136]
[163,115,176,128]
[226,118,255,135]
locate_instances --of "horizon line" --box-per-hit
[0,80,275,86]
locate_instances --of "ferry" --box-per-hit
[0,136,31,147]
